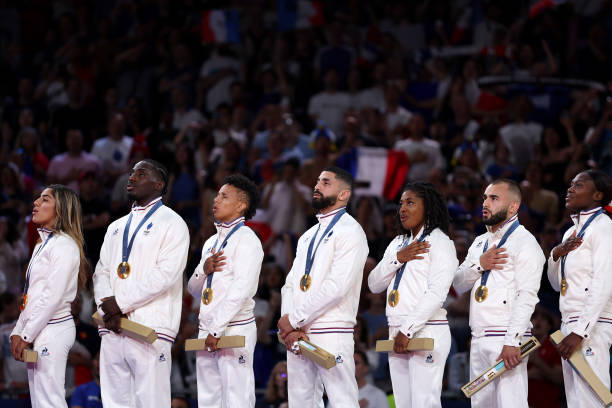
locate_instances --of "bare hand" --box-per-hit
[101,297,122,333]
[557,332,583,360]
[284,331,308,354]
[479,245,508,270]
[498,345,521,370]
[204,249,226,275]
[277,314,295,340]
[205,333,219,352]
[393,331,411,354]
[397,241,430,263]
[552,231,582,261]
[10,335,31,362]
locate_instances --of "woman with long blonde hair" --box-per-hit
[10,184,86,407]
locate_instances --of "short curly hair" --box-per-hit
[223,174,260,220]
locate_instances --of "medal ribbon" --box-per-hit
[23,231,54,296]
[560,209,602,284]
[480,220,520,287]
[304,209,346,279]
[122,200,163,265]
[205,220,244,289]
[391,231,429,292]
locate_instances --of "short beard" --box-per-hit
[312,194,337,210]
[483,207,509,226]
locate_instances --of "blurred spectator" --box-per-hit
[585,95,612,176]
[70,352,101,408]
[13,126,49,183]
[90,112,133,185]
[521,161,559,224]
[78,171,110,263]
[167,143,201,228]
[47,129,101,193]
[446,338,470,396]
[394,114,446,181]
[485,141,519,182]
[0,293,28,391]
[355,350,389,408]
[169,86,205,134]
[308,69,351,136]
[199,45,244,114]
[0,217,27,294]
[0,163,28,224]
[257,361,288,408]
[300,126,335,189]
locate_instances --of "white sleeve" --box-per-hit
[281,235,306,316]
[114,219,190,313]
[209,234,264,337]
[367,237,403,294]
[453,238,486,295]
[504,234,545,347]
[401,237,458,337]
[574,221,612,338]
[18,240,79,342]
[187,237,215,299]
[288,227,368,328]
[93,226,115,316]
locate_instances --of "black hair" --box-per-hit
[284,157,301,169]
[322,166,354,193]
[223,174,260,220]
[354,349,369,367]
[584,169,612,207]
[141,159,169,195]
[399,181,450,236]
[491,178,522,202]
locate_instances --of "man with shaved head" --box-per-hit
[453,179,545,408]
[93,159,190,408]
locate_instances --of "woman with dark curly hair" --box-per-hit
[188,173,264,408]
[368,181,458,408]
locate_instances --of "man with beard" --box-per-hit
[93,159,189,407]
[278,166,368,407]
[453,179,545,408]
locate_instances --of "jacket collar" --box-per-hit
[316,206,346,227]
[487,213,519,239]
[214,216,245,236]
[37,227,54,241]
[131,196,163,213]
[571,206,602,228]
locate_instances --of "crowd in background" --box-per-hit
[0,0,611,407]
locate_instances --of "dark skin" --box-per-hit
[394,190,429,354]
[554,172,604,360]
[102,161,165,333]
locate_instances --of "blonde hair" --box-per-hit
[47,184,88,289]
[265,361,287,403]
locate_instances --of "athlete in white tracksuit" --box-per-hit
[11,185,84,408]
[547,171,612,408]
[454,180,545,408]
[93,160,189,408]
[278,167,369,408]
[368,182,458,408]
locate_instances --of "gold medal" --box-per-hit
[474,285,488,302]
[560,279,568,296]
[202,288,213,305]
[388,289,399,307]
[20,294,27,311]
[300,274,312,291]
[117,262,131,279]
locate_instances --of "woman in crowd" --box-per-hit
[10,184,86,407]
[368,181,458,408]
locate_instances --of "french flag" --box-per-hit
[335,147,410,201]
[278,0,324,32]
[201,10,241,43]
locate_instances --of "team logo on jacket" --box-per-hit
[41,347,50,357]
[476,241,483,248]
[143,222,153,235]
[323,231,334,243]
[238,355,246,364]
[425,354,434,364]
[112,228,119,236]
[159,353,166,362]
[585,347,594,357]
[335,355,344,364]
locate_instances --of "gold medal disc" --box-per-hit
[20,294,27,311]
[117,262,131,279]
[202,288,213,305]
[300,274,312,291]
[560,279,568,296]
[388,289,399,307]
[474,285,488,302]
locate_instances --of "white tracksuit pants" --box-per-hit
[100,332,173,408]
[469,335,530,408]
[196,322,257,408]
[287,331,358,408]
[561,321,612,408]
[388,324,451,408]
[28,318,75,408]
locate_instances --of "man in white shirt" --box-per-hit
[355,350,389,408]
[394,115,446,181]
[187,174,264,407]
[453,179,545,408]
[90,112,133,184]
[278,166,368,408]
[308,69,352,137]
[93,159,190,408]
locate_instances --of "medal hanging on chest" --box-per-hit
[388,232,429,307]
[118,201,163,279]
